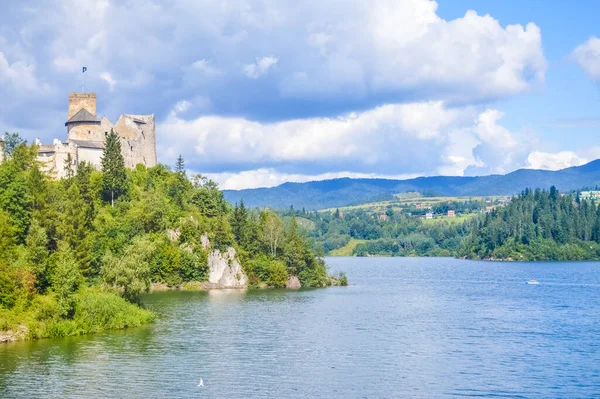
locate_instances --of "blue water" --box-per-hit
[1,257,600,398]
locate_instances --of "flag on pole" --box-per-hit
[82,66,87,73]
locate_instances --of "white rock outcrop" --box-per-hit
[207,246,248,289]
[286,276,302,289]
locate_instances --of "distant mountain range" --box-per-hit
[223,160,600,210]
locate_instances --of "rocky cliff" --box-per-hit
[202,234,248,289]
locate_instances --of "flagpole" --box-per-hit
[81,66,87,92]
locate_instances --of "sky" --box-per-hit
[1,0,599,190]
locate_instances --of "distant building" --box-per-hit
[379,213,389,221]
[425,212,433,219]
[581,191,600,200]
[447,210,455,218]
[415,203,424,209]
[485,206,496,213]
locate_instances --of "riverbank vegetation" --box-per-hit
[0,133,333,341]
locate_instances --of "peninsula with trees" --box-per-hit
[0,130,339,342]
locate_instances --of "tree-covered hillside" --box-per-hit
[0,133,333,341]
[459,188,600,260]
[289,187,600,261]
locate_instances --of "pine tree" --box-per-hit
[175,154,185,175]
[63,153,75,181]
[58,184,92,276]
[101,129,128,207]
[283,217,306,275]
[231,199,249,249]
[75,161,96,229]
[170,155,189,207]
[25,219,49,291]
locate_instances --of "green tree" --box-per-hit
[259,211,285,258]
[169,155,191,207]
[58,184,93,276]
[267,260,289,288]
[0,210,16,261]
[63,153,75,181]
[1,132,25,158]
[231,200,249,248]
[50,242,81,318]
[25,219,50,291]
[191,174,228,217]
[0,153,33,242]
[101,236,155,304]
[283,217,306,275]
[75,161,97,229]
[175,154,185,174]
[101,129,128,206]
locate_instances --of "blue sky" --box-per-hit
[1,0,599,189]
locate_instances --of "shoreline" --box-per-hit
[326,254,600,262]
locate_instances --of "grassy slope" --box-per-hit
[320,194,504,213]
[421,213,476,225]
[329,238,368,256]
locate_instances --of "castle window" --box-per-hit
[130,145,133,152]
[104,131,108,137]
[88,130,91,135]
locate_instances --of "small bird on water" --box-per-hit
[197,378,204,387]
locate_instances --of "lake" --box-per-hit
[1,257,600,398]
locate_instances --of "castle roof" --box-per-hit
[68,139,105,149]
[65,108,100,126]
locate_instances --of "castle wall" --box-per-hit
[67,122,104,142]
[116,114,157,168]
[68,93,96,119]
[37,142,77,179]
[77,147,103,166]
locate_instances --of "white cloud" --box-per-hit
[244,56,278,79]
[526,151,588,170]
[159,101,464,172]
[100,72,116,91]
[174,100,191,114]
[0,51,38,91]
[205,168,420,190]
[572,36,600,80]
[191,59,222,76]
[158,100,549,187]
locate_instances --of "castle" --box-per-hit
[16,92,157,178]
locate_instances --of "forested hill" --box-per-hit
[223,160,600,210]
[458,187,600,260]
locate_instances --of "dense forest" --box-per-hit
[0,132,333,341]
[458,188,600,260]
[288,188,600,260]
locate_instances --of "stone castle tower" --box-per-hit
[36,92,157,178]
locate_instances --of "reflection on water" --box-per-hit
[1,257,600,398]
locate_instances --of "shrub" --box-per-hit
[267,260,289,288]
